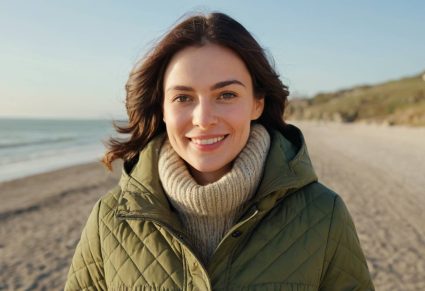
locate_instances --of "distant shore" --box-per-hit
[286,71,425,127]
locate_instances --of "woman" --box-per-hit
[66,12,374,290]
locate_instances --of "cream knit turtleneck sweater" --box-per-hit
[158,124,270,264]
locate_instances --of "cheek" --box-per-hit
[223,103,256,125]
[163,106,190,138]
[163,105,184,125]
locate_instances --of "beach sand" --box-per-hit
[296,121,425,290]
[1,121,424,290]
[0,161,121,290]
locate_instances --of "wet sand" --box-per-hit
[1,121,424,290]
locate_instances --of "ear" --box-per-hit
[251,96,265,120]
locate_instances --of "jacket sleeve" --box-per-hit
[319,195,374,290]
[65,200,107,291]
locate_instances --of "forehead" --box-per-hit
[163,43,252,89]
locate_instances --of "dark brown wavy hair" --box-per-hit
[103,12,289,170]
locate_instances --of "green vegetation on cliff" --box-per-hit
[286,72,425,126]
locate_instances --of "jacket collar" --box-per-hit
[116,133,184,232]
[115,124,317,227]
[253,124,317,211]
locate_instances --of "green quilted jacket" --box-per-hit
[66,125,374,290]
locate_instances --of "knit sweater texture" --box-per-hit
[158,124,270,264]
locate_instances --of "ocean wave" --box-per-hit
[0,137,75,149]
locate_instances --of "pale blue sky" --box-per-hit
[0,0,424,119]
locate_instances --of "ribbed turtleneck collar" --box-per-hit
[158,124,270,264]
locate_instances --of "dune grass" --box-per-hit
[286,72,425,126]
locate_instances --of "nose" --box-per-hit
[192,99,218,129]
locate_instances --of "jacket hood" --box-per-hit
[116,124,317,225]
[253,124,318,210]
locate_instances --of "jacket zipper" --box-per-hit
[116,213,213,291]
[213,207,259,254]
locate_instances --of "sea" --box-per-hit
[0,118,119,183]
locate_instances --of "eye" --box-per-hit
[173,95,192,103]
[219,92,237,100]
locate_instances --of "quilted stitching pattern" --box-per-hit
[66,200,106,290]
[212,184,373,290]
[66,183,373,290]
[99,192,184,289]
[211,185,331,288]
[65,128,373,290]
[319,195,374,290]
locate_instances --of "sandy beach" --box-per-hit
[0,162,122,290]
[1,121,424,290]
[296,121,425,290]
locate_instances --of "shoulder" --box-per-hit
[263,182,353,243]
[98,184,122,211]
[298,182,355,228]
[84,185,123,227]
[258,182,345,235]
[292,182,354,233]
[92,177,152,227]
[285,181,341,215]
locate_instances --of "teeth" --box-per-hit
[191,136,225,145]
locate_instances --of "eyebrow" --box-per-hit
[166,79,246,92]
[211,79,246,90]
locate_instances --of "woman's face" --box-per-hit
[162,43,264,185]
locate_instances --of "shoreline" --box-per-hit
[0,148,106,184]
[0,158,101,184]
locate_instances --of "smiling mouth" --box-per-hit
[190,135,227,145]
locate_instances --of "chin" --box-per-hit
[189,160,230,175]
